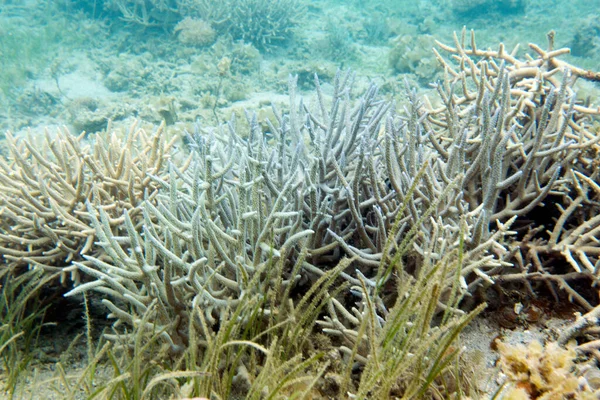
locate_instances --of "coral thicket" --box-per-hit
[2,30,600,398]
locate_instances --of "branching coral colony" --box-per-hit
[1,30,600,395]
[107,0,304,49]
[0,123,179,284]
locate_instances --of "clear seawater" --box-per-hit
[0,1,599,397]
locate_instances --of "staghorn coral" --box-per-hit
[104,0,181,27]
[67,35,599,350]
[107,0,304,49]
[2,31,600,398]
[65,116,319,349]
[0,122,177,282]
[429,29,600,305]
[189,0,304,49]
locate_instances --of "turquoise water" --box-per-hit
[0,0,597,135]
[0,2,599,398]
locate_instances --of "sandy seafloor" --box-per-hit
[0,0,600,398]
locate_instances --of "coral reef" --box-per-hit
[322,17,356,61]
[0,122,176,283]
[432,30,600,310]
[191,0,304,49]
[60,31,599,374]
[2,30,600,398]
[174,17,216,47]
[389,34,439,83]
[66,97,132,133]
[105,0,304,49]
[104,0,181,27]
[228,42,261,75]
